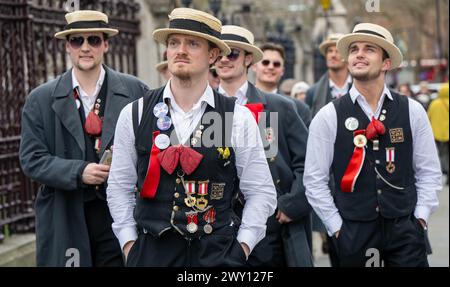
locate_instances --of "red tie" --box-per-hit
[140,131,162,199]
[244,103,264,124]
[157,145,203,175]
[366,117,386,140]
[74,89,103,136]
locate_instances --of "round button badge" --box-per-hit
[157,116,172,131]
[154,134,171,150]
[345,117,359,131]
[153,102,169,118]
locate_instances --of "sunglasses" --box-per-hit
[68,36,103,49]
[261,59,282,68]
[222,48,242,62]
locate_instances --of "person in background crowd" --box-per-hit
[416,81,431,110]
[291,81,310,102]
[280,78,297,97]
[428,83,449,185]
[398,83,414,98]
[253,43,311,127]
[216,25,312,267]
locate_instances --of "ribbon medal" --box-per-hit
[196,181,209,211]
[184,181,197,208]
[386,147,396,174]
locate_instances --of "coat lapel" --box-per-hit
[100,66,132,155]
[51,69,86,154]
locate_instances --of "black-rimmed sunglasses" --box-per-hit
[68,36,103,49]
[261,59,282,68]
[222,48,242,62]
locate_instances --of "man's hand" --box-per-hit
[82,163,110,185]
[334,230,340,239]
[276,210,293,224]
[123,240,136,261]
[418,218,428,230]
[240,242,250,260]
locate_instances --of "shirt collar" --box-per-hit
[329,74,353,90]
[163,79,215,111]
[218,81,249,102]
[71,66,105,93]
[349,84,393,104]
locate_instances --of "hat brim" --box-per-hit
[153,28,231,56]
[337,33,403,70]
[223,40,263,64]
[55,28,119,39]
[155,61,168,72]
[319,41,337,56]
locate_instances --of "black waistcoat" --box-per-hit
[332,91,416,221]
[134,87,238,240]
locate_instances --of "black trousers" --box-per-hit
[84,198,124,267]
[126,225,247,267]
[332,214,428,267]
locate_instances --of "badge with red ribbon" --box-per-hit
[186,211,198,234]
[340,117,386,193]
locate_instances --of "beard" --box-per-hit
[351,68,382,82]
[172,69,192,87]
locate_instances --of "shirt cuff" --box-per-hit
[324,213,343,237]
[116,226,138,251]
[414,206,432,225]
[237,228,258,254]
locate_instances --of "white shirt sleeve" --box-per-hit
[232,104,277,252]
[409,99,441,223]
[304,103,342,236]
[106,103,138,251]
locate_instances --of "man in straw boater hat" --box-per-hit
[306,33,352,117]
[215,25,313,267]
[304,23,441,267]
[106,8,276,267]
[19,10,149,267]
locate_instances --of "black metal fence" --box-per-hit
[0,0,140,243]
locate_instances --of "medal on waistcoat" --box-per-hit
[203,208,216,234]
[386,147,396,174]
[184,181,197,208]
[196,181,209,211]
[186,211,198,233]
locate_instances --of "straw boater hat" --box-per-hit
[337,23,403,70]
[54,10,119,39]
[220,25,263,64]
[153,8,231,56]
[319,33,345,56]
[155,51,168,72]
[155,60,168,72]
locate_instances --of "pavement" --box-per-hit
[313,177,449,267]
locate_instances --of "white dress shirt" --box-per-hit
[72,67,106,117]
[329,74,352,99]
[218,81,249,105]
[107,81,277,253]
[304,84,441,236]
